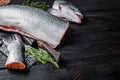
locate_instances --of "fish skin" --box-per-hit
[3,34,26,70]
[0,5,69,47]
[48,0,83,23]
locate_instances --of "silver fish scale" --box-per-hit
[0,5,69,46]
[0,44,9,56]
[0,42,37,69]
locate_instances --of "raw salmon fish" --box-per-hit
[48,0,83,23]
[0,5,69,48]
[3,34,26,70]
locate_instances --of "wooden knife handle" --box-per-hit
[37,40,60,62]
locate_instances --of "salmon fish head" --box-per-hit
[48,0,83,23]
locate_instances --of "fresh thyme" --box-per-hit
[22,0,50,10]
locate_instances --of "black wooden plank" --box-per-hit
[0,0,120,80]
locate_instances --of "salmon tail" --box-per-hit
[3,34,26,70]
[37,40,60,62]
[3,33,21,45]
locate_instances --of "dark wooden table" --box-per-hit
[0,0,120,80]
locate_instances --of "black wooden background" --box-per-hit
[0,0,120,80]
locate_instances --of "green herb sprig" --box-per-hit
[22,0,50,10]
[26,46,59,68]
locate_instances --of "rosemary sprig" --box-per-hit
[26,46,59,68]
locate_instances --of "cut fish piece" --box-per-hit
[0,5,69,48]
[3,34,26,70]
[0,0,10,6]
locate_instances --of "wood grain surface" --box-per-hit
[0,0,120,80]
